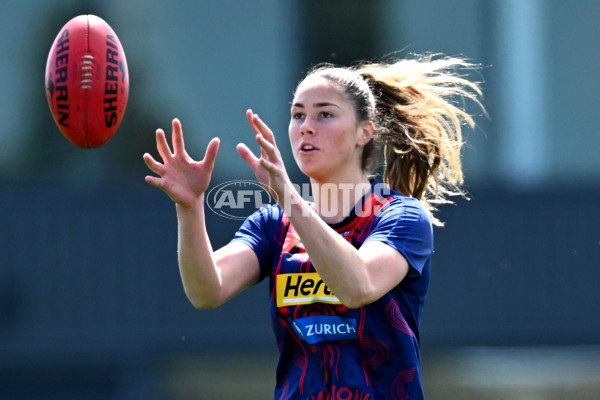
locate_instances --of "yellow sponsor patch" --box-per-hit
[276,273,341,307]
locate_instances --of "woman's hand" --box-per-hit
[236,110,295,207]
[143,118,220,209]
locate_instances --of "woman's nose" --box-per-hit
[300,118,314,135]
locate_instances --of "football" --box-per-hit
[45,15,129,149]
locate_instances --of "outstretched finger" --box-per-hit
[171,118,186,155]
[246,109,277,146]
[256,134,279,162]
[143,153,164,175]
[246,109,259,134]
[259,157,279,174]
[155,129,172,162]
[144,174,164,190]
[202,137,220,170]
[236,142,261,171]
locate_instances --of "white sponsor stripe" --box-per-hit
[282,296,340,304]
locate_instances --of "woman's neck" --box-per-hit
[310,176,372,224]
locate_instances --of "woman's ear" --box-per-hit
[356,120,375,147]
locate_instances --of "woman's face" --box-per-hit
[288,76,372,183]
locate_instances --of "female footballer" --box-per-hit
[143,54,483,399]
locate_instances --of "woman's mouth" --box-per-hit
[299,143,318,152]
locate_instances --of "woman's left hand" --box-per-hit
[237,110,294,207]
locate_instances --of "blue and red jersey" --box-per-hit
[232,180,433,399]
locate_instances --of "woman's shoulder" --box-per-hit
[368,186,432,230]
[244,203,286,227]
[372,182,428,212]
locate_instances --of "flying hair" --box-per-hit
[301,53,486,226]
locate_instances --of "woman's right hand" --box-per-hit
[143,118,220,209]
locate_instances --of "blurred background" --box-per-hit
[1,0,599,399]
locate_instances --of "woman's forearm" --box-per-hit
[282,190,373,308]
[175,195,223,308]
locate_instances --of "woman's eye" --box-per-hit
[320,111,333,118]
[292,112,304,119]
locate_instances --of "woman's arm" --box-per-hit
[144,119,260,308]
[237,111,410,309]
[280,193,409,308]
[175,200,261,308]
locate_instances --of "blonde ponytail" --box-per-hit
[359,54,484,225]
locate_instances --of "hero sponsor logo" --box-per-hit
[276,272,341,307]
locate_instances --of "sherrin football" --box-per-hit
[45,15,129,149]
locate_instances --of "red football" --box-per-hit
[45,15,129,149]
